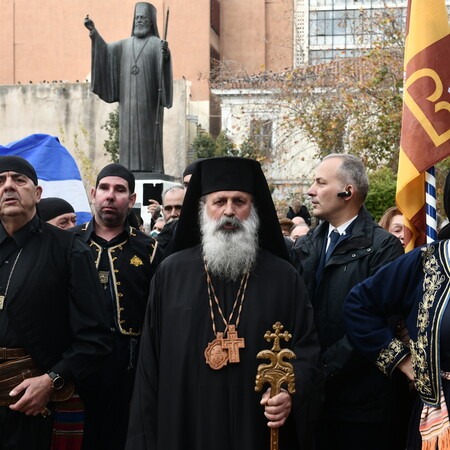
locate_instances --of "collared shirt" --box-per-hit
[0,216,40,347]
[325,215,358,251]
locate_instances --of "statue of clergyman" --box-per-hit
[84,2,173,173]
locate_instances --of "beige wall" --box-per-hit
[220,0,293,74]
[265,0,294,70]
[0,0,212,101]
[220,0,266,73]
[0,80,189,180]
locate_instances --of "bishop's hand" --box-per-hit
[84,15,96,32]
[260,388,292,428]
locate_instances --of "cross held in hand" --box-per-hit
[264,322,292,352]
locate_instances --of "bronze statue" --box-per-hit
[85,2,173,173]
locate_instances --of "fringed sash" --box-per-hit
[420,372,450,449]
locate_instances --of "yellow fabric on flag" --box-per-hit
[405,0,449,63]
[397,149,424,252]
[397,0,450,250]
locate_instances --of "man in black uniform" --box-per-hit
[72,163,161,449]
[0,156,111,449]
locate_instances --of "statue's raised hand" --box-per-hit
[84,15,95,32]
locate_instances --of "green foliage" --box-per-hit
[192,130,268,162]
[102,108,120,163]
[238,138,261,159]
[215,131,235,156]
[365,166,397,222]
[192,130,216,158]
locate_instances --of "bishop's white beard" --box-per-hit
[200,203,260,281]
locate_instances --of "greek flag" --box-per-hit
[0,134,92,224]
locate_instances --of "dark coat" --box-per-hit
[6,218,112,383]
[291,206,405,422]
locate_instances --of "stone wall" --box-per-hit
[0,80,189,184]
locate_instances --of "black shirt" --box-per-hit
[0,216,39,347]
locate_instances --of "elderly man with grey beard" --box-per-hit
[126,156,322,450]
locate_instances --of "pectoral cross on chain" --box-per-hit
[222,325,245,363]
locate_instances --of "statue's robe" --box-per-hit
[89,30,173,173]
[126,246,323,450]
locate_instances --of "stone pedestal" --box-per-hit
[132,172,180,229]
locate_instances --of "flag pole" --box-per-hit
[425,167,437,242]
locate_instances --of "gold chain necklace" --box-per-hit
[203,259,249,370]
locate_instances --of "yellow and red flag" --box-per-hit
[397,0,450,251]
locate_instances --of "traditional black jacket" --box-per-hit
[72,220,161,336]
[345,240,450,407]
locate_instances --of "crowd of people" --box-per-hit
[0,151,449,450]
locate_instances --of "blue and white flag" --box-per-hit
[0,134,92,224]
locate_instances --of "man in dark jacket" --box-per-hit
[0,156,111,449]
[291,154,405,450]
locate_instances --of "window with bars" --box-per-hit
[308,1,409,64]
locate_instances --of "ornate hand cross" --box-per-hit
[255,322,296,450]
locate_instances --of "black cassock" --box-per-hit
[126,246,322,450]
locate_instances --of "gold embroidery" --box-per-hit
[130,255,143,267]
[411,335,432,395]
[150,241,158,264]
[410,245,445,397]
[376,339,405,375]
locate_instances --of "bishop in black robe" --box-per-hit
[126,157,322,449]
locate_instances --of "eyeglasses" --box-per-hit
[163,204,182,212]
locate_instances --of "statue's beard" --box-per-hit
[134,24,151,38]
[199,203,260,281]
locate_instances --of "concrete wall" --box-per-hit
[0,80,189,184]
